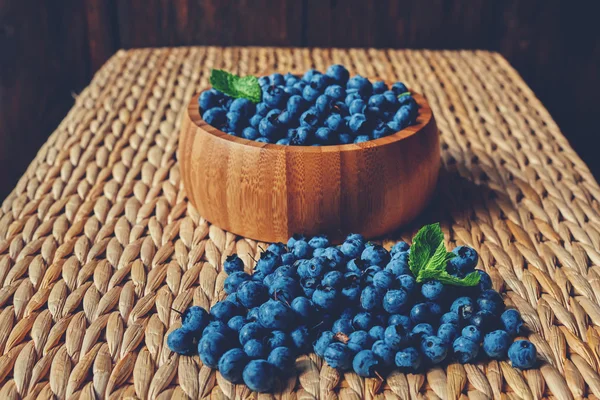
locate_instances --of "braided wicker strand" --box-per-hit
[0,47,599,399]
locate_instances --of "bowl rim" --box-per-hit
[186,86,433,153]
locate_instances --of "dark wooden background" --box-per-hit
[1,0,599,200]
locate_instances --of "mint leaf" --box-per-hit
[409,223,480,287]
[209,69,261,103]
[434,271,481,287]
[397,91,411,98]
[409,223,445,277]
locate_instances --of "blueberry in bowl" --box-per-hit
[179,65,440,243]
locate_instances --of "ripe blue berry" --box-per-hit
[420,335,448,364]
[266,330,289,350]
[291,326,311,352]
[287,233,306,248]
[360,285,385,311]
[258,299,293,330]
[440,312,459,326]
[349,330,374,348]
[369,326,385,341]
[210,300,241,321]
[237,280,269,308]
[437,323,459,344]
[352,349,380,377]
[224,254,244,274]
[384,324,408,350]
[453,336,479,363]
[412,323,434,338]
[348,113,368,134]
[483,330,511,359]
[451,297,474,313]
[373,271,395,289]
[244,339,267,359]
[371,340,395,366]
[322,271,344,288]
[312,286,339,309]
[332,318,355,335]
[353,312,374,331]
[243,359,275,392]
[268,346,296,373]
[291,297,315,321]
[324,343,354,370]
[421,280,444,301]
[500,309,523,337]
[448,246,478,276]
[410,303,431,324]
[292,240,312,259]
[383,289,409,314]
[308,234,330,249]
[508,340,537,369]
[198,332,230,368]
[224,271,250,294]
[361,245,391,267]
[326,64,350,85]
[397,274,416,293]
[314,331,335,357]
[239,322,264,346]
[395,347,421,369]
[227,315,246,332]
[167,328,195,355]
[269,276,299,302]
[462,325,482,343]
[218,348,248,383]
[181,306,210,335]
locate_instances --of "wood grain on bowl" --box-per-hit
[179,90,440,243]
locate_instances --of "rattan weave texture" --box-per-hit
[1,47,599,399]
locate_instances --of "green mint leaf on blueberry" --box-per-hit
[397,91,411,98]
[209,69,261,103]
[409,223,480,286]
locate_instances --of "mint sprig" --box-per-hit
[397,91,411,98]
[409,223,480,287]
[209,69,261,103]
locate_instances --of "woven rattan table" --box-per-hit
[1,47,599,400]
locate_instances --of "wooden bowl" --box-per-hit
[179,90,439,243]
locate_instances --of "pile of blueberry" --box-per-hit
[199,65,419,145]
[168,233,537,392]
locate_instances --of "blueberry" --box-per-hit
[263,273,276,287]
[448,246,478,276]
[306,234,329,249]
[258,117,279,140]
[332,318,355,335]
[302,84,321,102]
[269,276,299,302]
[470,310,498,333]
[167,328,195,355]
[451,297,474,313]
[421,335,448,364]
[386,253,410,276]
[483,330,511,359]
[243,359,275,392]
[180,306,210,335]
[322,271,344,288]
[228,315,246,332]
[277,110,293,126]
[410,303,431,324]
[346,258,367,273]
[478,290,505,314]
[287,234,306,248]
[348,113,368,134]
[393,106,412,129]
[440,312,460,326]
[242,126,260,140]
[347,75,372,96]
[289,127,312,145]
[345,92,362,107]
[258,299,293,329]
[421,280,444,301]
[349,99,367,115]
[199,89,221,111]
[198,332,230,368]
[341,240,365,260]
[297,257,327,279]
[349,349,379,377]
[312,286,339,309]
[354,135,370,144]
[246,308,260,322]
[427,302,442,318]
[437,323,459,344]
[210,300,241,321]
[323,247,345,267]
[349,330,374,348]
[244,339,267,359]
[387,315,412,332]
[291,297,315,321]
[203,107,227,126]
[281,252,296,265]
[462,325,482,343]
[325,113,344,132]
[395,347,421,369]
[361,245,391,267]
[387,120,402,132]
[453,336,479,363]
[360,285,384,311]
[218,348,248,383]
[369,326,385,342]
[263,85,288,108]
[266,330,289,350]
[287,94,308,116]
[290,325,311,352]
[268,346,296,373]
[341,282,361,303]
[391,82,408,95]
[476,270,493,291]
[255,137,271,143]
[411,323,434,339]
[383,289,409,314]
[326,64,350,85]
[315,127,334,144]
[270,73,285,86]
[508,340,537,369]
[273,265,296,279]
[314,331,335,357]
[324,84,345,101]
[352,312,374,331]
[373,271,395,289]
[324,342,354,370]
[372,340,395,366]
[255,251,281,275]
[239,322,264,346]
[303,69,321,82]
[384,324,408,350]
[230,98,254,117]
[237,280,269,308]
[203,320,231,338]
[397,274,416,293]
[501,309,523,337]
[301,277,318,297]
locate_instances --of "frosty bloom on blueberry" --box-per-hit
[166,223,537,393]
[200,66,420,145]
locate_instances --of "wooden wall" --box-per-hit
[1,0,599,198]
